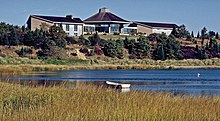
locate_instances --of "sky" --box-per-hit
[0,0,219,33]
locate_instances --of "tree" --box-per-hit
[191,31,194,38]
[186,34,192,41]
[197,49,204,60]
[201,27,207,39]
[177,24,190,38]
[171,26,178,37]
[23,31,35,46]
[88,32,101,46]
[205,42,209,50]
[216,32,219,39]
[9,28,19,45]
[154,33,181,60]
[197,31,200,38]
[200,27,207,46]
[157,44,165,60]
[166,34,182,59]
[2,34,9,45]
[78,35,91,47]
[103,40,116,58]
[115,39,125,59]
[49,25,67,48]
[103,39,124,58]
[123,37,135,52]
[208,31,215,38]
[132,36,151,59]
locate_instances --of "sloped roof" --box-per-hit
[84,8,129,23]
[130,22,178,28]
[30,15,83,23]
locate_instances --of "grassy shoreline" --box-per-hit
[1,57,220,74]
[0,82,219,121]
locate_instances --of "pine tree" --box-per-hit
[158,44,165,60]
[197,31,200,38]
[216,32,219,39]
[171,27,178,37]
[201,27,207,39]
[205,42,209,50]
[191,31,194,38]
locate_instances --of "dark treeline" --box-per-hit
[0,22,220,60]
[171,25,220,59]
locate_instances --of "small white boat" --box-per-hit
[106,81,131,89]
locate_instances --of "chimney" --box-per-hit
[99,7,109,13]
[66,15,72,19]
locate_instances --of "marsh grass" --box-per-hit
[0,81,219,121]
[1,57,220,75]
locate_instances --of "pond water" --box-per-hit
[3,69,220,96]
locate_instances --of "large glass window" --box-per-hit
[84,26,95,32]
[124,28,137,35]
[110,24,120,33]
[66,24,70,31]
[94,24,109,33]
[74,25,78,31]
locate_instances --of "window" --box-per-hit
[59,24,62,28]
[74,25,78,31]
[110,24,120,33]
[74,33,78,36]
[84,26,95,32]
[66,24,70,31]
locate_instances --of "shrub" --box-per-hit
[37,47,68,59]
[15,47,33,57]
[94,46,103,55]
[79,47,89,54]
[65,37,77,44]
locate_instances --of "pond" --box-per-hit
[3,69,220,96]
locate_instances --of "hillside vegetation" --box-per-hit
[1,22,220,60]
[0,22,220,71]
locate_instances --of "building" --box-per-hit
[26,15,84,36]
[84,8,130,34]
[128,22,178,36]
[26,8,178,36]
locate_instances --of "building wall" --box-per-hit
[137,25,152,35]
[30,17,53,31]
[137,24,173,36]
[30,17,83,36]
[152,28,173,35]
[62,24,83,36]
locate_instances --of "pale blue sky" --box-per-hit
[1,0,219,33]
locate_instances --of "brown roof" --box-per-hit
[84,8,129,23]
[129,22,178,28]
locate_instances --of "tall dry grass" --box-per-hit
[0,81,219,121]
[1,57,220,76]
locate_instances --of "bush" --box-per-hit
[37,47,68,59]
[65,37,77,44]
[113,32,120,35]
[94,46,104,55]
[79,47,89,54]
[15,47,33,57]
[103,39,124,59]
[78,36,91,47]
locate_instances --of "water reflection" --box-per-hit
[1,69,220,96]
